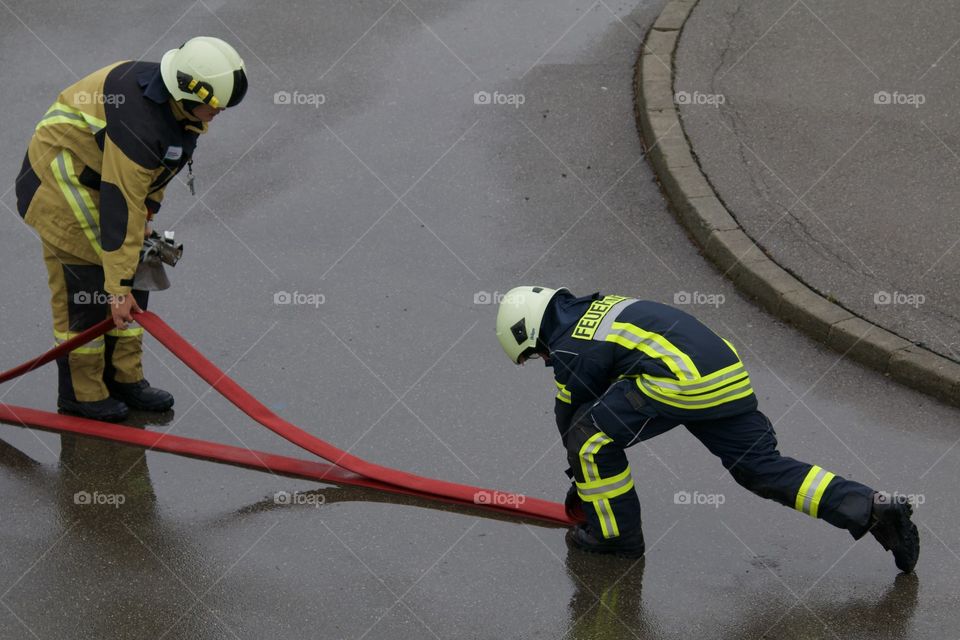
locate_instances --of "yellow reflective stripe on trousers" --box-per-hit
[36,101,106,134]
[794,465,836,518]
[54,331,105,355]
[602,321,700,380]
[50,151,102,256]
[576,466,634,501]
[554,379,572,404]
[578,432,612,482]
[593,498,619,538]
[577,432,623,538]
[107,327,144,338]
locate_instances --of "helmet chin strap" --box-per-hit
[173,100,207,130]
[176,71,221,108]
[179,98,203,113]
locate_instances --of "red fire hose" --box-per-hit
[0,312,576,526]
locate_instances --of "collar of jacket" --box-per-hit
[542,290,601,346]
[139,64,169,104]
[138,64,209,135]
[168,99,209,135]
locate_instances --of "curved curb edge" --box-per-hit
[634,0,960,408]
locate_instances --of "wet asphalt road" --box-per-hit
[1,1,959,638]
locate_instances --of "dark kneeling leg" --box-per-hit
[565,407,644,556]
[687,410,875,537]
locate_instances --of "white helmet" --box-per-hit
[495,286,566,364]
[161,36,248,109]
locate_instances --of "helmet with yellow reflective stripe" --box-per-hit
[496,286,567,364]
[160,36,248,109]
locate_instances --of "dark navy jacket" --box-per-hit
[541,291,758,441]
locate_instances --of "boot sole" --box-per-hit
[573,546,645,560]
[57,405,128,423]
[117,400,174,413]
[107,394,174,413]
[565,529,645,559]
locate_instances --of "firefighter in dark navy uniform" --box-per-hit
[15,37,248,422]
[496,286,920,572]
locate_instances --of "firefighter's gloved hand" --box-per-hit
[565,483,586,523]
[111,294,143,330]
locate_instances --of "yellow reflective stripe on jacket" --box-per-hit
[554,380,572,404]
[36,101,106,134]
[642,360,748,394]
[794,465,836,518]
[636,375,754,409]
[586,302,753,412]
[50,151,102,256]
[107,326,144,338]
[54,331,105,355]
[723,338,740,358]
[571,295,630,340]
[637,360,753,409]
[603,321,700,380]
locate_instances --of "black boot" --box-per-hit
[565,524,645,559]
[58,396,129,422]
[107,379,174,412]
[869,492,920,573]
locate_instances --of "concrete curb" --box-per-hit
[634,0,960,408]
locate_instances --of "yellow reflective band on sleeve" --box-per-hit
[106,327,144,338]
[810,471,835,518]
[50,151,102,256]
[36,101,106,134]
[554,380,572,404]
[54,331,105,355]
[794,465,836,518]
[603,322,700,380]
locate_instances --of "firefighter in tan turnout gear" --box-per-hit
[15,37,248,422]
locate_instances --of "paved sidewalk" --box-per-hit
[674,0,960,363]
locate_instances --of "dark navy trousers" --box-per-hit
[567,380,875,541]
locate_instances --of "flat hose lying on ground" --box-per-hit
[0,311,576,526]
